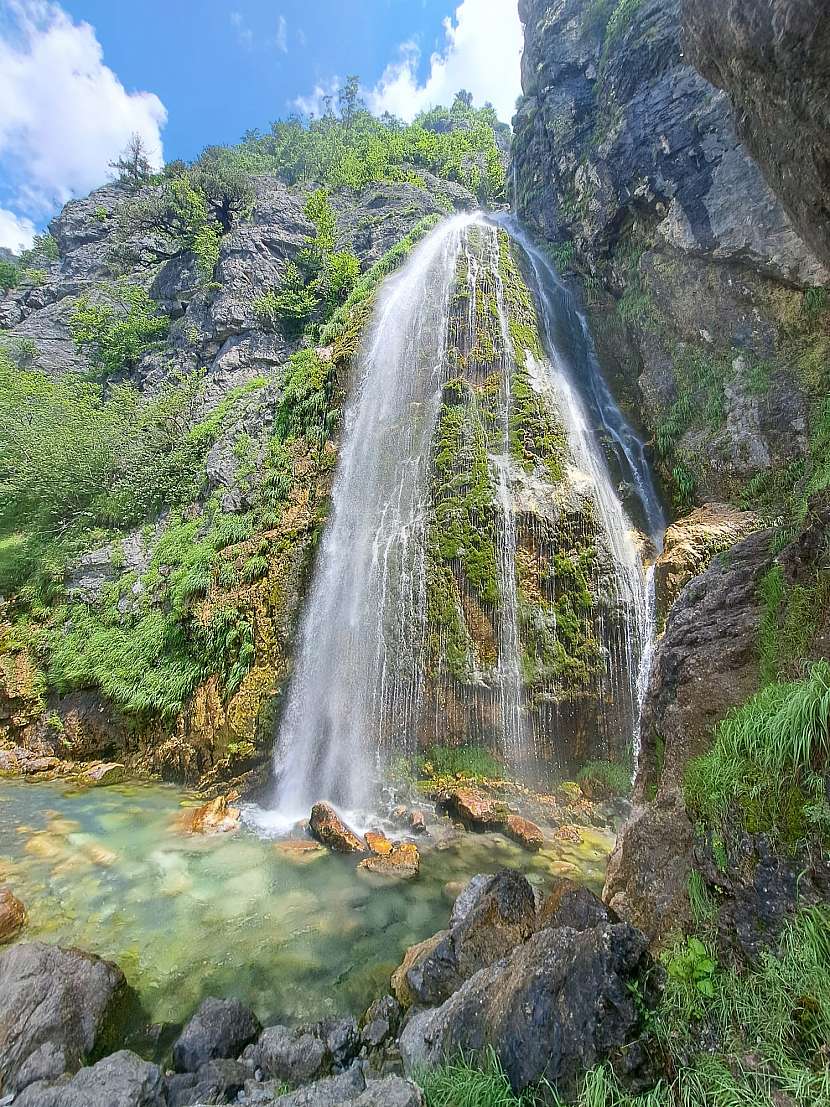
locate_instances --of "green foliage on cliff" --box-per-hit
[758,563,830,685]
[69,283,169,378]
[684,660,830,841]
[0,258,19,290]
[239,88,506,204]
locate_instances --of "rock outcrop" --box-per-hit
[308,803,365,853]
[14,1050,166,1107]
[172,996,261,1073]
[0,942,133,1095]
[683,0,830,270]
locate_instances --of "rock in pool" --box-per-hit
[309,802,365,853]
[365,830,394,855]
[0,886,25,944]
[81,761,127,787]
[274,839,326,864]
[440,787,509,829]
[173,996,261,1072]
[505,814,544,851]
[358,842,420,880]
[178,794,241,835]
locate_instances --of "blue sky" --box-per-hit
[0,0,523,250]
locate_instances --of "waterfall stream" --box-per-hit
[257,211,666,827]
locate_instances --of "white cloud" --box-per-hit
[365,0,523,123]
[0,1,167,221]
[292,78,340,119]
[276,14,288,54]
[230,10,253,50]
[0,207,36,252]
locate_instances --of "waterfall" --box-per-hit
[255,210,666,828]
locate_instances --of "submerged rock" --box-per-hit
[13,1049,166,1107]
[505,814,544,850]
[357,843,420,881]
[400,922,654,1097]
[308,803,365,853]
[0,941,132,1094]
[403,871,537,1007]
[172,996,261,1073]
[274,839,326,864]
[0,885,25,943]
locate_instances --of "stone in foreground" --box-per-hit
[308,803,365,853]
[243,1024,330,1085]
[0,942,132,1094]
[172,996,261,1072]
[13,1050,166,1107]
[400,922,654,1098]
[537,878,619,933]
[0,885,26,943]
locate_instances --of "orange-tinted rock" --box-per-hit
[391,930,447,1007]
[365,831,394,856]
[358,842,420,880]
[309,802,365,853]
[391,805,408,824]
[443,788,508,829]
[82,762,126,787]
[555,824,583,844]
[505,814,544,851]
[409,810,427,834]
[179,795,241,835]
[274,839,325,864]
[0,886,25,943]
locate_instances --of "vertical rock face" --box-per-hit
[682,0,830,270]
[511,0,829,510]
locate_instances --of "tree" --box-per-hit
[190,148,255,233]
[109,133,154,190]
[338,76,364,130]
[69,283,169,382]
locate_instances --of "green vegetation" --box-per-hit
[684,660,830,842]
[420,744,504,781]
[758,563,829,685]
[69,282,169,379]
[0,258,19,290]
[420,907,830,1106]
[576,759,631,799]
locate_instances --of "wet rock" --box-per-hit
[243,1025,330,1086]
[391,931,447,1008]
[313,1017,360,1071]
[653,503,759,622]
[172,996,261,1072]
[405,871,537,1007]
[537,878,618,933]
[439,788,509,829]
[390,805,408,825]
[0,886,25,943]
[178,795,241,835]
[408,810,427,834]
[364,831,393,856]
[361,994,402,1051]
[357,843,420,880]
[0,942,132,1094]
[167,1058,250,1106]
[308,803,365,854]
[448,874,491,926]
[274,839,326,864]
[505,814,544,851]
[400,922,654,1098]
[14,1050,166,1107]
[81,761,127,787]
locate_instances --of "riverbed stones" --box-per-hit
[308,803,365,853]
[0,941,132,1094]
[81,761,127,787]
[400,921,654,1097]
[357,842,420,880]
[505,813,544,850]
[274,839,326,864]
[403,871,537,1007]
[179,795,241,835]
[172,996,261,1072]
[439,788,509,829]
[0,885,25,943]
[13,1049,166,1107]
[243,1025,330,1085]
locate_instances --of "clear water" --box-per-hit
[0,778,613,1029]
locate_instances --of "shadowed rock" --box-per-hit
[172,996,261,1073]
[14,1050,166,1107]
[0,886,25,944]
[308,803,365,853]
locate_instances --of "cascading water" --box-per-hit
[257,209,666,828]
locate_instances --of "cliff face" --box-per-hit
[0,171,474,791]
[683,0,830,270]
[512,0,830,945]
[512,0,828,513]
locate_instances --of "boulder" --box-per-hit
[408,811,427,834]
[308,803,365,853]
[166,1058,250,1106]
[172,996,261,1073]
[365,831,393,856]
[537,878,619,933]
[400,922,654,1097]
[13,1050,166,1107]
[0,941,132,1095]
[243,1025,330,1086]
[357,843,420,880]
[391,931,447,1008]
[261,1066,422,1107]
[404,871,537,1006]
[504,814,544,850]
[178,795,241,835]
[0,885,25,943]
[81,762,127,787]
[312,1017,360,1071]
[361,995,402,1050]
[274,839,326,865]
[439,788,509,829]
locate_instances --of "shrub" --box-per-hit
[69,283,169,378]
[420,744,504,780]
[576,759,632,799]
[0,258,19,290]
